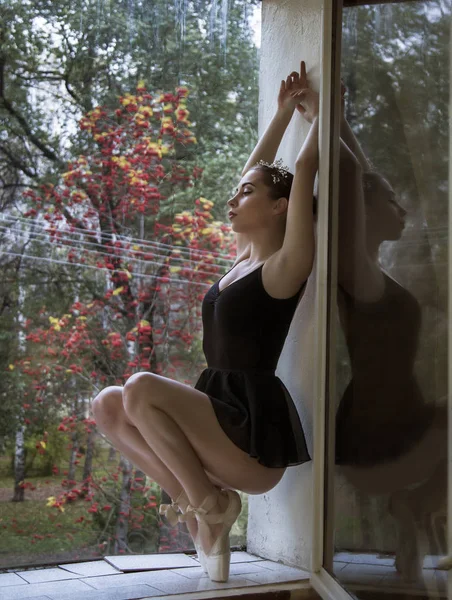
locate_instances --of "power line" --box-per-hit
[0,250,214,288]
[3,215,234,262]
[0,224,230,278]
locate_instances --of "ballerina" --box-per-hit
[91,60,319,582]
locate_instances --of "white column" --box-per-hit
[246,0,324,570]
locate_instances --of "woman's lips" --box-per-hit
[228,211,236,219]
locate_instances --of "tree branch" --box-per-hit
[0,97,63,166]
[0,144,36,178]
[0,61,63,167]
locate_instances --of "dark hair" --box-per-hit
[362,171,392,201]
[252,164,319,216]
[251,165,294,200]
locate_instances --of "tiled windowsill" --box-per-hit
[0,551,311,600]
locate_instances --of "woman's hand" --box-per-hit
[293,88,319,124]
[277,60,309,113]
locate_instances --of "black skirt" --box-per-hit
[195,367,310,469]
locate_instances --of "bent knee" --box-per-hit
[91,386,124,425]
[123,371,159,417]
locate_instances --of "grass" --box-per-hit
[0,446,249,569]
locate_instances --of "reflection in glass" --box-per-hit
[329,1,450,596]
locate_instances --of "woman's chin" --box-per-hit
[230,220,244,233]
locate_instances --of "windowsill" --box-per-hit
[0,551,312,600]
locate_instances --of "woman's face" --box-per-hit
[366,178,407,242]
[227,169,286,233]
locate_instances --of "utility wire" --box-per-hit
[0,251,213,288]
[3,215,234,261]
[0,224,231,277]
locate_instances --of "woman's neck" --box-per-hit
[366,236,382,266]
[246,228,285,265]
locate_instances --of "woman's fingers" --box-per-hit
[299,60,308,86]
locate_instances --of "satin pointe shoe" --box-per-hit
[183,489,242,582]
[159,490,207,573]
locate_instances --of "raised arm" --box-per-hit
[339,82,372,171]
[235,62,309,262]
[335,85,384,301]
[263,87,318,298]
[241,62,308,175]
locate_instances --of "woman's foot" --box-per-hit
[196,490,231,554]
[187,489,242,582]
[159,489,207,572]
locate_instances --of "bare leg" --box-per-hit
[92,386,199,542]
[93,376,285,555]
[121,372,285,553]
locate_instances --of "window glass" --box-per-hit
[0,0,260,568]
[327,1,450,596]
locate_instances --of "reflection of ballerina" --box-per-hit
[333,88,439,469]
[91,62,318,583]
[334,168,436,466]
[332,86,446,581]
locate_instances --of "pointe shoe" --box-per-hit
[159,491,207,573]
[183,489,242,582]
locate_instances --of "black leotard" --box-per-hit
[194,264,310,468]
[335,274,435,466]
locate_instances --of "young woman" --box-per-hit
[91,61,319,583]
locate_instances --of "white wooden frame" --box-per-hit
[309,0,354,595]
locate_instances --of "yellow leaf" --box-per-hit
[40,441,46,449]
[8,364,14,370]
[112,286,124,296]
[139,320,150,327]
[170,267,181,273]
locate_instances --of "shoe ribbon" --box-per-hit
[159,502,180,527]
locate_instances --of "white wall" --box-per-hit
[246,0,323,570]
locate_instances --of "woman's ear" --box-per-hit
[273,196,289,215]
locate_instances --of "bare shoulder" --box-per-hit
[261,251,308,299]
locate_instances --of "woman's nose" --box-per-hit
[227,195,237,207]
[397,204,407,218]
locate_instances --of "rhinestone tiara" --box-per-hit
[256,158,290,184]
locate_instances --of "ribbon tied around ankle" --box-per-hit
[178,503,224,525]
[159,502,180,527]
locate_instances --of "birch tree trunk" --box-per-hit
[114,455,132,553]
[67,430,78,489]
[12,425,25,502]
[82,429,95,485]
